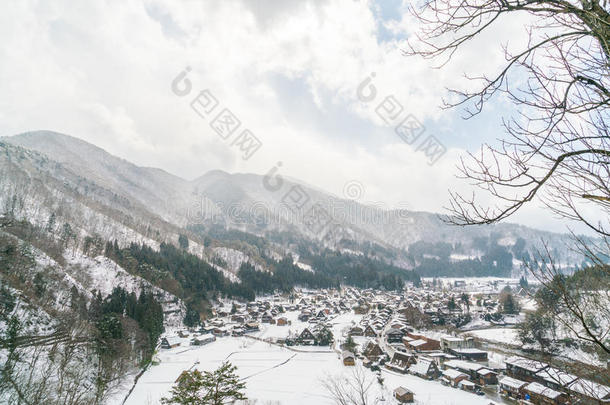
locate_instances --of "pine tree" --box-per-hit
[178,234,189,250]
[343,334,357,352]
[184,304,200,328]
[161,362,246,405]
[519,276,529,289]
[447,296,457,310]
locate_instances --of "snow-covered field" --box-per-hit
[422,277,537,294]
[116,337,499,405]
[466,328,519,345]
[113,312,502,405]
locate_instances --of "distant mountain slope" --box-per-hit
[1,130,583,269]
[4,130,192,224]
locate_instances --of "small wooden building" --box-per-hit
[394,386,414,403]
[499,376,528,399]
[160,337,181,349]
[441,369,469,387]
[408,359,439,380]
[522,382,567,405]
[342,351,355,366]
[387,351,416,374]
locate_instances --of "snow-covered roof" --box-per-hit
[442,369,468,380]
[452,348,487,354]
[444,359,484,372]
[477,368,495,376]
[535,367,578,387]
[523,382,563,399]
[442,336,464,342]
[394,386,412,396]
[499,376,528,390]
[568,379,610,400]
[162,336,181,346]
[408,359,433,375]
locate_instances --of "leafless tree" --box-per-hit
[322,366,379,405]
[406,0,610,358]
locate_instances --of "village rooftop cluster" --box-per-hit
[158,283,610,405]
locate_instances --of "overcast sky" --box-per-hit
[0,0,586,234]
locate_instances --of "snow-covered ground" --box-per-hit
[466,328,519,345]
[113,311,502,405]
[116,337,498,405]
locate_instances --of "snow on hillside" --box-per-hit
[63,253,185,326]
[212,246,266,272]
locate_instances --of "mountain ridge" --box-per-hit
[0,130,583,269]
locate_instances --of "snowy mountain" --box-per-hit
[1,130,581,268]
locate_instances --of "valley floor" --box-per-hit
[112,312,509,405]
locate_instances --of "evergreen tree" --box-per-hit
[460,292,470,313]
[161,362,246,405]
[184,304,200,328]
[178,234,189,250]
[343,334,357,352]
[499,290,519,314]
[447,296,457,310]
[45,212,56,232]
[315,327,333,346]
[88,290,103,322]
[519,276,529,289]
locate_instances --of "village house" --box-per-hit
[505,356,548,382]
[449,348,488,362]
[297,328,316,345]
[566,378,610,405]
[386,328,405,343]
[160,337,181,349]
[393,386,414,403]
[212,327,229,337]
[499,376,528,399]
[298,312,311,322]
[387,351,416,374]
[408,358,439,380]
[443,359,496,385]
[441,369,469,387]
[349,325,364,336]
[522,381,567,405]
[458,379,477,393]
[261,311,274,323]
[231,314,246,323]
[244,321,260,332]
[354,305,369,314]
[404,332,440,351]
[534,367,578,392]
[190,335,216,346]
[476,368,498,386]
[364,325,379,337]
[277,316,288,326]
[440,336,474,352]
[342,351,355,366]
[425,352,456,368]
[362,341,384,361]
[403,338,433,352]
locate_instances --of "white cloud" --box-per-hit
[0,0,580,234]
